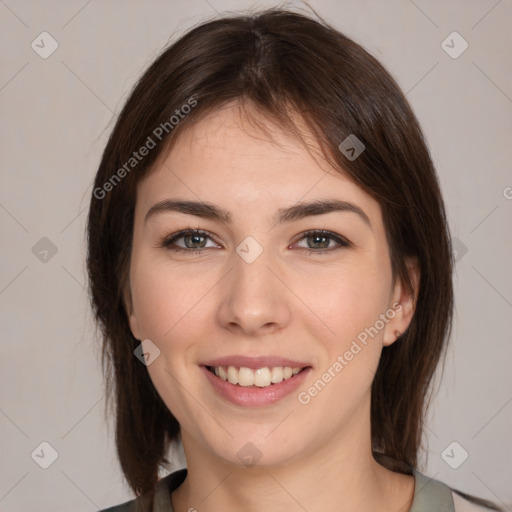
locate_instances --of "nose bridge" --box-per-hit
[216,236,291,334]
[234,241,272,295]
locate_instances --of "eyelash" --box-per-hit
[158,228,351,255]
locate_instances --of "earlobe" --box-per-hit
[383,259,420,346]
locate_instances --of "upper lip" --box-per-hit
[202,356,311,370]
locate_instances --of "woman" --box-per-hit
[87,8,502,512]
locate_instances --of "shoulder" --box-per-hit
[98,500,138,512]
[452,491,499,511]
[412,470,497,512]
[97,492,153,512]
[97,468,188,512]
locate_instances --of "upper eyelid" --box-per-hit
[168,229,220,245]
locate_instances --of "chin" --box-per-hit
[205,433,305,470]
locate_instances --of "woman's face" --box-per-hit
[126,103,414,468]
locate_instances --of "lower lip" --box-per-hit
[201,366,312,407]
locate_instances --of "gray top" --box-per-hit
[98,468,487,512]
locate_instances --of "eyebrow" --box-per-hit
[144,198,371,228]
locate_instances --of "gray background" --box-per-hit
[1,0,511,510]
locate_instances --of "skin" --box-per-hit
[125,102,419,512]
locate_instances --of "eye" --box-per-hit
[158,228,351,255]
[159,229,219,253]
[294,230,350,253]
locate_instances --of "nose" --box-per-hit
[216,245,292,336]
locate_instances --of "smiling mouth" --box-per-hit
[205,365,309,388]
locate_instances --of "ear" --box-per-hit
[122,278,141,341]
[382,258,420,347]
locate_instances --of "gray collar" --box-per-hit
[411,469,455,511]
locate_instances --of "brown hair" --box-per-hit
[87,7,500,510]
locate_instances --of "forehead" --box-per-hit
[136,103,382,225]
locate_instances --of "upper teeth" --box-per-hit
[212,366,302,387]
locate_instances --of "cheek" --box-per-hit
[297,260,391,345]
[295,267,388,420]
[130,256,208,340]
[297,260,391,406]
[129,257,209,418]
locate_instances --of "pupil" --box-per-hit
[186,234,205,248]
[310,235,328,249]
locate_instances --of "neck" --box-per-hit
[170,403,415,512]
